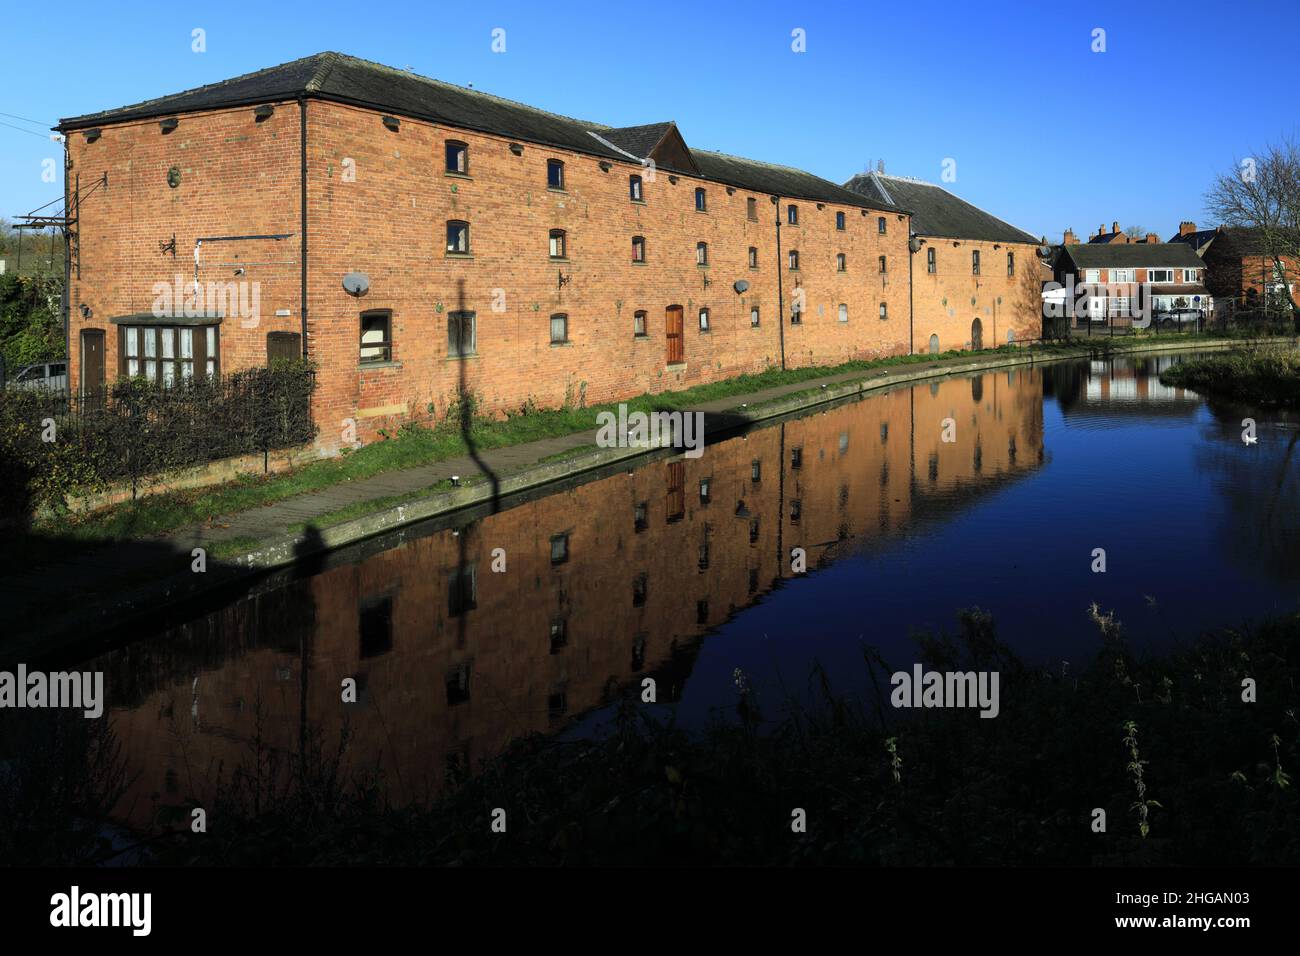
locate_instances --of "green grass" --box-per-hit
[19,335,1245,569]
[1160,344,1300,407]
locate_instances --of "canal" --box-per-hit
[42,351,1300,824]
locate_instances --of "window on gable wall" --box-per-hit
[629,174,643,201]
[448,311,476,358]
[632,235,646,263]
[547,159,564,189]
[445,141,468,174]
[549,229,567,259]
[360,311,392,364]
[446,220,470,254]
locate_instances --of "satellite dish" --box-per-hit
[343,272,370,296]
[733,279,750,294]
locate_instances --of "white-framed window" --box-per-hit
[1184,268,1200,282]
[1148,269,1174,283]
[838,303,848,323]
[1111,269,1134,283]
[1111,296,1131,315]
[1084,269,1100,283]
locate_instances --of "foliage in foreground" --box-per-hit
[4,607,1295,866]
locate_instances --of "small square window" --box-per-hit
[547,159,565,189]
[448,310,476,357]
[360,311,392,364]
[445,141,468,174]
[446,220,469,254]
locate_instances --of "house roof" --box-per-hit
[842,172,1038,244]
[1089,231,1125,244]
[57,52,898,213]
[1209,226,1300,257]
[1059,243,1204,270]
[1168,228,1219,251]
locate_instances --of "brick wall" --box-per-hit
[911,237,1045,351]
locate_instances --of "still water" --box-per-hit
[61,352,1300,822]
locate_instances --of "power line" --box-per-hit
[0,119,54,140]
[0,109,52,128]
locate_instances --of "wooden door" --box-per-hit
[665,305,684,364]
[80,329,104,396]
[267,331,302,364]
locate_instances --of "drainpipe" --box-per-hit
[907,229,915,354]
[299,97,309,357]
[63,153,72,375]
[773,195,786,370]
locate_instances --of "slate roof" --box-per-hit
[57,52,898,213]
[1088,231,1125,244]
[1168,228,1219,251]
[842,172,1038,244]
[1058,243,1204,270]
[1209,226,1300,257]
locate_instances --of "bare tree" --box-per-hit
[1205,136,1300,329]
[1123,224,1146,239]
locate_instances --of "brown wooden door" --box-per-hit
[80,329,104,396]
[665,305,684,364]
[267,331,302,364]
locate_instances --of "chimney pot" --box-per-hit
[1113,221,1120,235]
[1179,221,1197,236]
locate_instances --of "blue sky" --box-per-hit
[3,0,1294,241]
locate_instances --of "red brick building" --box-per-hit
[844,172,1047,352]
[57,52,914,451]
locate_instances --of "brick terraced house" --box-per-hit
[1051,242,1210,327]
[844,172,1047,353]
[57,52,917,451]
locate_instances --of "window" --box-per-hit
[1148,269,1174,282]
[695,187,707,212]
[791,446,802,470]
[634,501,648,531]
[927,247,936,273]
[1184,268,1200,282]
[550,533,569,565]
[748,246,759,269]
[750,306,760,327]
[632,235,646,263]
[696,241,708,266]
[547,159,564,189]
[666,460,685,522]
[1085,269,1101,283]
[1007,251,1015,276]
[445,140,468,174]
[746,197,758,221]
[360,311,392,364]
[632,573,648,607]
[972,250,981,275]
[448,310,476,357]
[751,459,761,483]
[120,324,218,382]
[699,478,711,505]
[549,228,567,259]
[836,211,845,230]
[879,302,888,320]
[550,619,568,653]
[879,255,887,273]
[550,312,569,344]
[878,216,887,234]
[446,220,470,254]
[448,565,477,617]
[634,310,647,337]
[1111,268,1134,283]
[838,303,848,323]
[629,174,643,201]
[929,333,940,354]
[359,597,393,658]
[788,249,799,270]
[446,662,472,703]
[787,204,799,225]
[836,253,847,272]
[698,308,710,332]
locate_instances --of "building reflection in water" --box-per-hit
[90,367,1047,825]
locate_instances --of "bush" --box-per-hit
[0,360,317,521]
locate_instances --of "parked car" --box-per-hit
[1155,310,1204,329]
[4,360,68,393]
